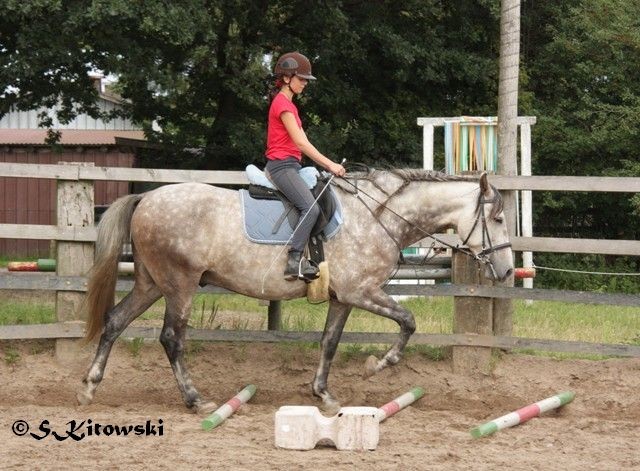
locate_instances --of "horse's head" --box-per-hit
[457,173,514,282]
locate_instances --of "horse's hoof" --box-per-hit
[76,390,93,406]
[363,355,378,378]
[193,400,218,416]
[320,397,341,416]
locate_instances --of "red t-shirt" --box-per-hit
[265,93,302,160]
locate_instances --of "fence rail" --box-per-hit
[1,323,639,358]
[3,224,639,255]
[2,161,640,192]
[2,272,639,306]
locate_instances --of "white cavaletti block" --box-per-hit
[274,406,379,451]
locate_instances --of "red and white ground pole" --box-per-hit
[470,391,575,438]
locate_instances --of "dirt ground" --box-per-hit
[0,339,639,470]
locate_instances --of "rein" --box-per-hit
[336,175,511,269]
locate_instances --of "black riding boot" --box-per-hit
[284,251,320,281]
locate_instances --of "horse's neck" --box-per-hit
[384,181,477,247]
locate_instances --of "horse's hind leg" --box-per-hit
[343,287,416,377]
[158,280,214,414]
[312,299,352,412]
[78,280,162,405]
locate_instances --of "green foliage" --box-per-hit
[533,254,640,294]
[190,298,221,330]
[338,343,386,364]
[3,346,20,366]
[523,0,640,258]
[405,344,446,361]
[0,301,55,325]
[186,340,205,360]
[126,337,145,357]
[0,0,501,169]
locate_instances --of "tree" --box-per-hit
[0,0,502,169]
[523,0,640,241]
[520,0,640,291]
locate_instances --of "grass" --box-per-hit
[190,298,221,330]
[125,337,145,357]
[512,302,640,345]
[0,300,56,325]
[4,346,20,365]
[1,291,638,358]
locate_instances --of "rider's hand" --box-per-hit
[328,162,346,177]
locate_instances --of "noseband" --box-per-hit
[460,193,512,267]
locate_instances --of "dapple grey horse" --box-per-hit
[77,168,513,413]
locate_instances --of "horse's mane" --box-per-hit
[341,166,504,218]
[345,167,480,183]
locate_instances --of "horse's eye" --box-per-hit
[495,217,504,224]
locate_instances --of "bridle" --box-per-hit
[459,193,513,278]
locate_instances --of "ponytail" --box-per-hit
[269,75,286,101]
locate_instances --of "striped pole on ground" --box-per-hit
[377,387,425,422]
[201,384,256,431]
[470,391,575,438]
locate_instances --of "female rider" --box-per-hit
[265,52,346,281]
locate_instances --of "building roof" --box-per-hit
[0,129,145,146]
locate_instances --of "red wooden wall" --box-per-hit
[0,148,135,257]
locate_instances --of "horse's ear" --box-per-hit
[479,171,490,195]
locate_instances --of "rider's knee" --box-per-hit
[305,204,320,220]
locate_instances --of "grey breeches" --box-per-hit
[265,158,320,253]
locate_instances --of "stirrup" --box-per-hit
[284,252,319,281]
[299,258,320,281]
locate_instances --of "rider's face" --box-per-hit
[288,75,308,95]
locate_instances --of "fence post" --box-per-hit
[452,251,493,374]
[422,123,435,171]
[55,162,95,364]
[520,120,534,302]
[267,300,282,330]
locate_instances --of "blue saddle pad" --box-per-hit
[239,187,343,245]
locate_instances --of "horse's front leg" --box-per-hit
[344,287,416,377]
[313,299,352,413]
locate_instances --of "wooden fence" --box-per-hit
[1,162,639,360]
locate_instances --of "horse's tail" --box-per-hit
[83,193,144,343]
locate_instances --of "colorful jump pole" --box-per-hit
[7,261,39,272]
[470,391,575,438]
[7,259,56,272]
[7,259,134,274]
[201,384,256,431]
[514,267,536,279]
[376,387,425,422]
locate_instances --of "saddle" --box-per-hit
[244,165,339,263]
